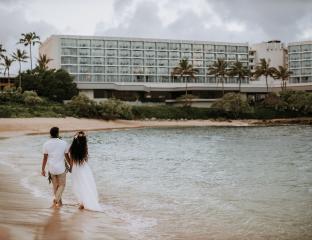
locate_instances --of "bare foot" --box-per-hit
[54,203,61,209]
[78,204,84,210]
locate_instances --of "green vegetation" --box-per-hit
[21,68,78,102]
[1,90,312,120]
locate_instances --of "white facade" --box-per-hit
[249,40,287,86]
[288,41,312,83]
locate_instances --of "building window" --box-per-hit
[118,41,130,49]
[61,56,77,64]
[204,45,214,52]
[105,40,117,48]
[61,38,77,47]
[78,48,90,56]
[144,42,155,50]
[78,39,90,48]
[169,43,180,51]
[156,42,168,50]
[94,89,109,98]
[91,48,104,56]
[79,57,91,65]
[91,40,104,48]
[193,44,203,52]
[92,57,104,65]
[181,43,191,51]
[61,48,77,55]
[131,41,143,49]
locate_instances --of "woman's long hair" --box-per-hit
[69,131,88,165]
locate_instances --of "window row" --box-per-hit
[61,65,211,75]
[290,61,312,68]
[289,44,312,53]
[61,57,248,67]
[289,52,312,60]
[61,49,248,61]
[75,74,248,83]
[60,39,248,52]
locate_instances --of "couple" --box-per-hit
[41,127,102,211]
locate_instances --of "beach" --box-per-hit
[0,117,257,138]
[0,117,312,240]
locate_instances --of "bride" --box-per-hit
[69,131,102,211]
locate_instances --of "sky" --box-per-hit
[0,0,312,73]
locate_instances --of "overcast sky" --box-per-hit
[0,0,311,73]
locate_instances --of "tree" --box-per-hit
[0,44,6,58]
[208,58,228,96]
[253,58,276,93]
[19,32,41,70]
[21,68,78,102]
[228,61,250,93]
[37,54,52,71]
[12,49,28,89]
[272,66,293,91]
[171,58,198,105]
[0,56,15,87]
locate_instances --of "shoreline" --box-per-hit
[1,117,311,138]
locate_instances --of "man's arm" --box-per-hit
[41,154,48,176]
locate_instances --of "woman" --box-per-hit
[69,131,102,211]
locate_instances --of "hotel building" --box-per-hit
[40,35,249,100]
[288,41,312,83]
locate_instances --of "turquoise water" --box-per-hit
[1,126,312,239]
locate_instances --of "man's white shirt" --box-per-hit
[43,138,69,175]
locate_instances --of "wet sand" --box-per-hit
[0,117,258,138]
[1,117,312,138]
[0,163,135,240]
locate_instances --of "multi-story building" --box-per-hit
[40,35,249,100]
[288,41,312,83]
[249,40,288,85]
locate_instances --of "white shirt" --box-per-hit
[43,138,69,175]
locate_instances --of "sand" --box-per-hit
[0,117,258,138]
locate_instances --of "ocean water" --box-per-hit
[1,126,312,239]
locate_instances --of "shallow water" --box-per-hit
[1,126,312,239]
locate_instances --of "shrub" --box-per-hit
[211,93,251,118]
[65,94,98,118]
[22,91,43,106]
[98,98,133,120]
[0,90,24,104]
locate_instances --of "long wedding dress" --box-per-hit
[71,162,102,211]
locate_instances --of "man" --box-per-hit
[41,127,70,208]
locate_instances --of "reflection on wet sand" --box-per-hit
[36,209,70,240]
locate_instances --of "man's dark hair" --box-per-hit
[50,127,59,138]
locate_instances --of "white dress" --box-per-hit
[71,161,102,211]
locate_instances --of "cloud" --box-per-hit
[0,5,57,73]
[95,0,312,43]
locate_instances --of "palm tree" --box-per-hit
[272,66,293,91]
[12,49,28,88]
[253,58,276,93]
[19,32,41,70]
[171,58,198,103]
[37,54,52,71]
[208,58,227,96]
[228,61,250,93]
[0,44,6,58]
[0,56,15,87]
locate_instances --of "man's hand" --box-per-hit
[41,154,48,177]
